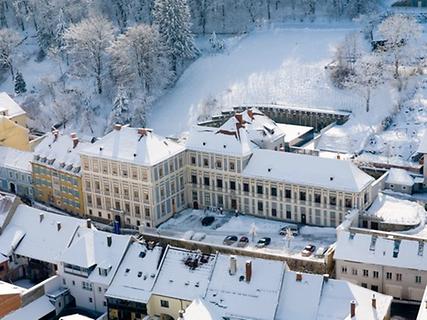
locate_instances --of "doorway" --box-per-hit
[301,213,306,224]
[193,201,199,209]
[9,182,16,194]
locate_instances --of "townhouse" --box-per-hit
[0,92,28,128]
[79,125,186,228]
[0,146,33,199]
[335,226,427,301]
[32,130,89,216]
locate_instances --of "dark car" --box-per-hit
[301,244,316,257]
[256,237,271,248]
[201,216,215,226]
[223,235,238,245]
[237,236,249,248]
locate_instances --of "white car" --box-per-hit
[314,247,328,258]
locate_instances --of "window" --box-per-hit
[416,275,422,284]
[230,181,236,190]
[191,156,196,165]
[314,193,321,203]
[286,209,291,219]
[386,272,392,280]
[371,285,378,292]
[329,196,337,206]
[271,187,277,197]
[203,158,209,167]
[361,283,367,288]
[257,201,263,211]
[217,179,223,188]
[352,268,357,276]
[216,160,222,169]
[285,189,291,199]
[272,208,277,217]
[299,191,306,201]
[160,300,169,308]
[204,177,210,186]
[257,185,263,194]
[396,273,402,281]
[191,175,197,184]
[363,269,368,277]
[373,271,379,279]
[345,198,352,208]
[243,183,249,192]
[89,297,93,303]
[341,266,347,274]
[229,161,235,171]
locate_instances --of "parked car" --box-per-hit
[182,230,195,240]
[201,216,215,226]
[301,244,316,257]
[256,237,271,248]
[237,236,249,248]
[192,232,206,241]
[223,235,238,245]
[279,224,299,236]
[314,247,328,258]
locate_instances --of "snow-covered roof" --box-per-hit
[186,125,256,157]
[335,229,427,271]
[242,149,374,193]
[33,131,89,175]
[59,315,94,320]
[418,130,427,154]
[0,92,26,119]
[205,254,285,320]
[220,108,285,148]
[0,193,17,230]
[0,146,33,173]
[276,270,392,320]
[106,242,163,304]
[365,193,423,226]
[3,295,55,320]
[417,286,427,320]
[151,246,217,301]
[386,168,414,186]
[183,298,224,320]
[0,204,86,263]
[61,227,131,285]
[0,281,26,295]
[80,127,185,167]
[277,123,313,143]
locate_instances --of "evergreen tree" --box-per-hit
[108,87,130,130]
[153,0,198,72]
[14,71,26,94]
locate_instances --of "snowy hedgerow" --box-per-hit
[153,0,199,71]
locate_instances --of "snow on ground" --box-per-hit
[358,79,427,165]
[158,208,336,260]
[366,193,424,226]
[148,25,396,154]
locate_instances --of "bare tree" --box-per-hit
[0,28,21,78]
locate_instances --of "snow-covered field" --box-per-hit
[148,25,396,154]
[158,208,336,260]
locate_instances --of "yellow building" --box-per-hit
[32,130,89,216]
[0,116,31,151]
[0,92,28,128]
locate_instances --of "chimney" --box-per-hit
[247,109,254,120]
[138,128,147,136]
[53,130,59,142]
[86,219,92,229]
[72,137,79,149]
[323,274,329,282]
[371,294,376,309]
[296,272,302,282]
[229,256,237,275]
[70,132,77,139]
[245,260,252,282]
[350,300,356,318]
[178,310,184,320]
[113,124,122,131]
[39,213,44,223]
[235,113,244,125]
[57,222,61,231]
[336,153,341,160]
[107,235,112,247]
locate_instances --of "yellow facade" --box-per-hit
[8,113,28,128]
[147,294,191,320]
[0,116,30,151]
[32,162,85,216]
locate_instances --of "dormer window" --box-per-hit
[98,267,109,276]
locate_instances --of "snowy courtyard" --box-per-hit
[157,208,336,261]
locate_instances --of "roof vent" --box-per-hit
[107,235,112,247]
[268,168,271,172]
[245,260,252,282]
[296,272,302,282]
[223,145,226,148]
[86,219,92,229]
[229,256,237,275]
[139,251,146,258]
[133,153,137,157]
[330,177,334,181]
[72,137,79,149]
[137,271,142,278]
[323,274,329,282]
[372,294,376,309]
[57,222,61,231]
[202,142,206,146]
[99,146,103,151]
[39,213,44,223]
[350,300,356,318]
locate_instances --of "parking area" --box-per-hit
[158,209,337,261]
